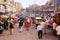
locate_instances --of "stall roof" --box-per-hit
[36,17,42,19]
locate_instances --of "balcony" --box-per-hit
[0,2,7,5]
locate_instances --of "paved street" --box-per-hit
[0,23,58,40]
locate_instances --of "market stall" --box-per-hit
[54,13,60,23]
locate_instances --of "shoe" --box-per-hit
[40,37,42,39]
[38,37,42,39]
[38,37,40,39]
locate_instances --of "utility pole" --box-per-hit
[53,0,56,15]
[34,0,36,17]
[54,0,57,14]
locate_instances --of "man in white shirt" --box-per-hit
[37,23,42,39]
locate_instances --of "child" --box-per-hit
[37,23,42,39]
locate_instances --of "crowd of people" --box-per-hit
[36,17,60,40]
[0,18,14,35]
[0,16,60,40]
[0,17,33,35]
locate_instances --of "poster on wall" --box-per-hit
[0,5,5,13]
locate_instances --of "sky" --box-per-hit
[14,0,50,8]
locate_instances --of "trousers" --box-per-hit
[38,30,42,39]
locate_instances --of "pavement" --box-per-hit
[0,23,58,40]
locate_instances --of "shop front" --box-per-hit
[54,13,60,23]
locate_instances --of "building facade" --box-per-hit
[15,2,22,12]
[0,0,14,4]
[0,0,17,13]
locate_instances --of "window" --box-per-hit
[4,0,6,2]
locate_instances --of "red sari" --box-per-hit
[30,18,33,26]
[26,20,28,30]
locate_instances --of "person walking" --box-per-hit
[9,19,14,35]
[30,17,33,26]
[46,19,50,29]
[4,19,9,30]
[0,21,4,34]
[25,20,29,30]
[35,20,38,29]
[56,22,60,40]
[37,22,43,39]
[53,20,57,36]
[19,20,23,32]
[40,20,46,34]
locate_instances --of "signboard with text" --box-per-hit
[58,0,60,4]
[0,5,5,13]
